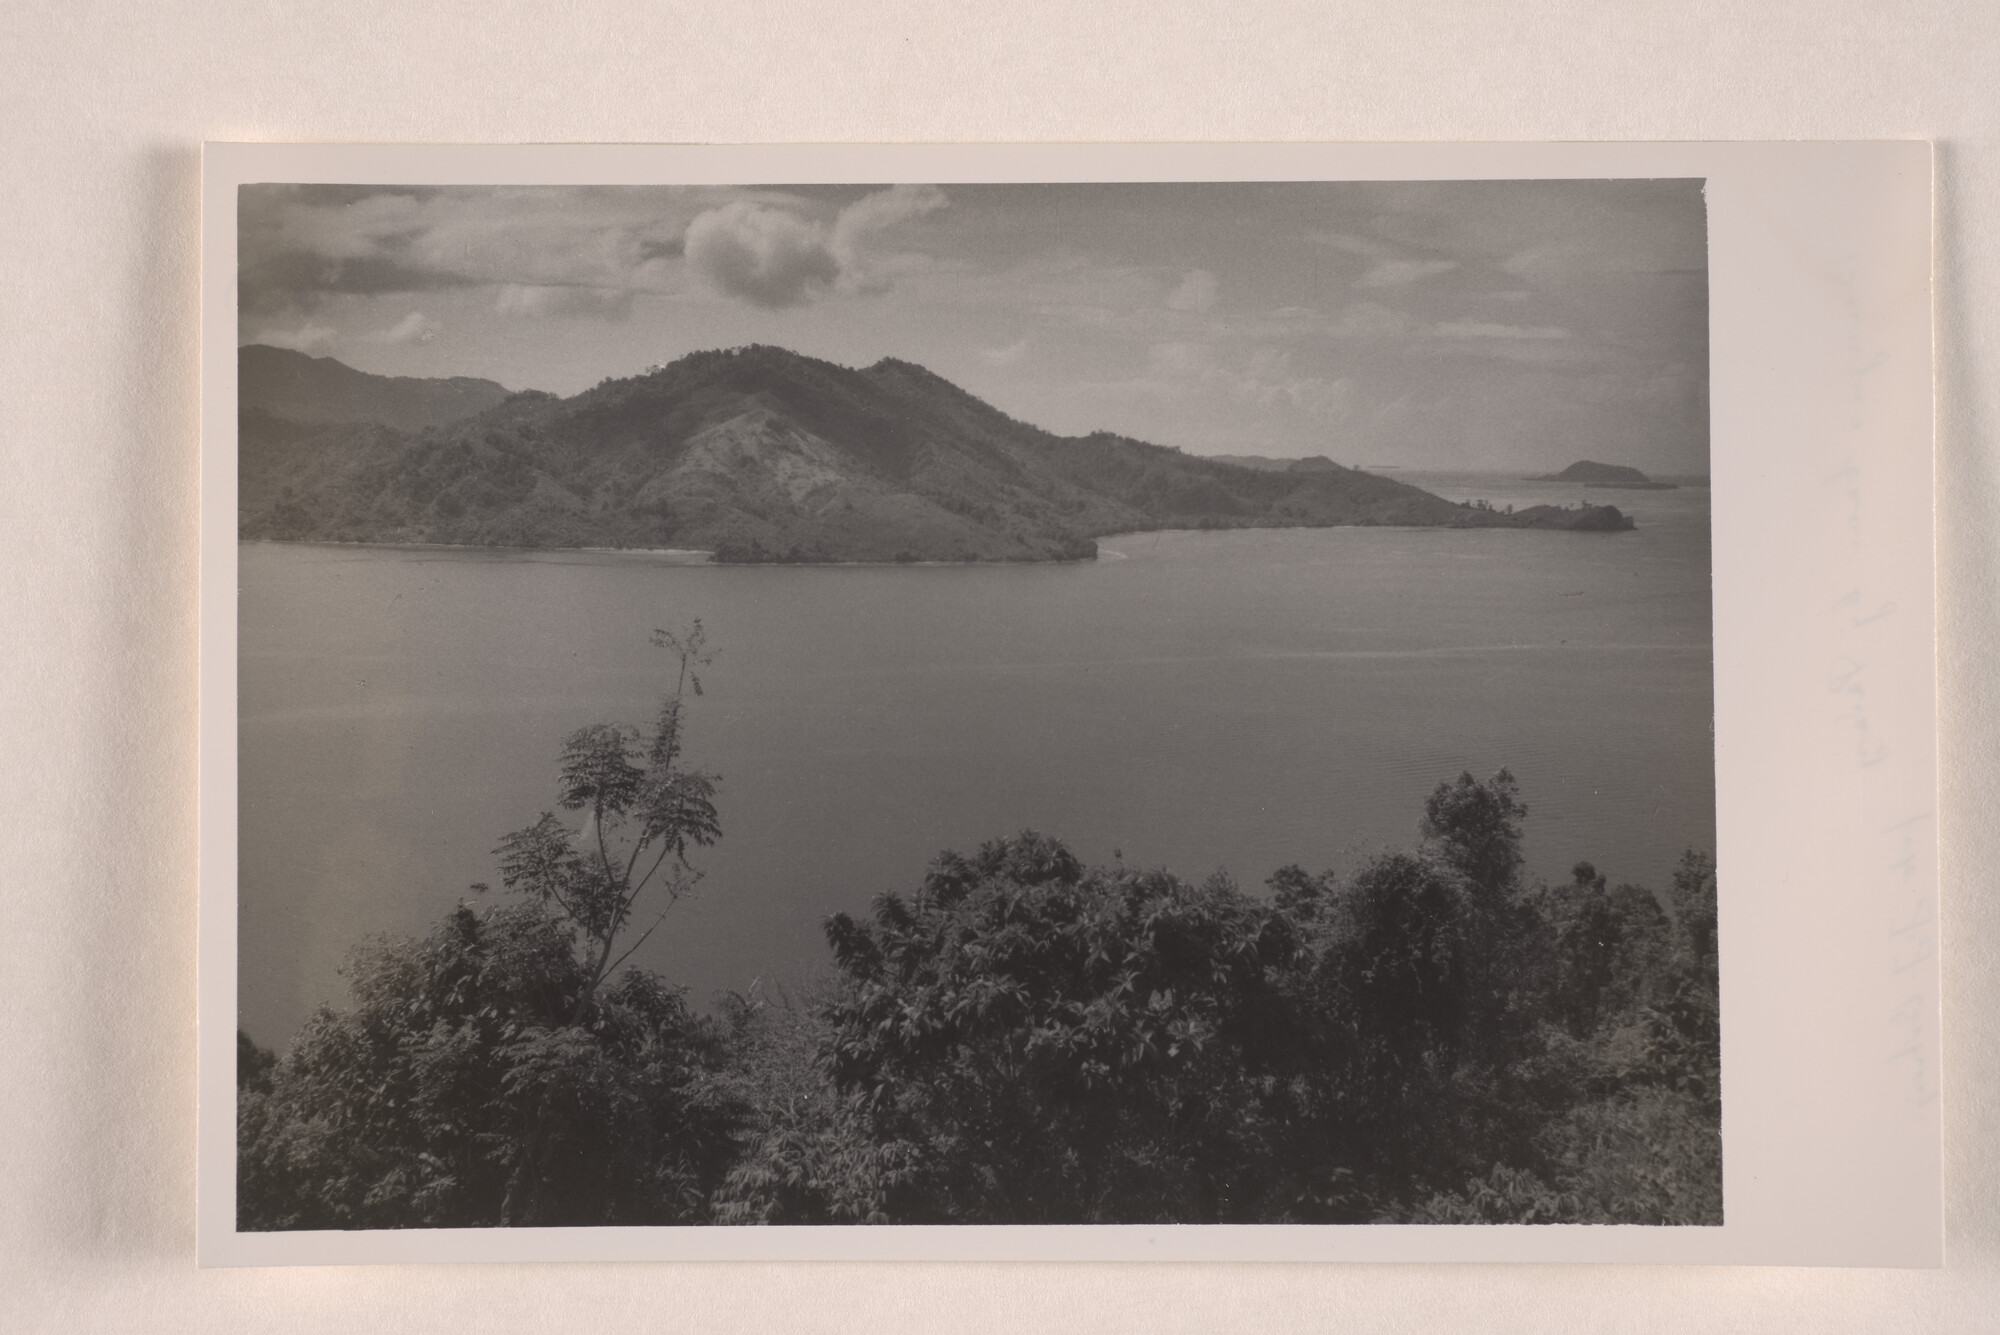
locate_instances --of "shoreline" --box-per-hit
[241,509,1639,568]
[241,537,718,563]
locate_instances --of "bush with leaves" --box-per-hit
[720,770,1721,1226]
[238,902,743,1229]
[1266,851,1490,1214]
[725,833,1304,1224]
[1384,843,1722,1225]
[1264,771,1569,1211]
[710,979,922,1225]
[239,624,743,1229]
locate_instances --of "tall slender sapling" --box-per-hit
[494,622,722,1019]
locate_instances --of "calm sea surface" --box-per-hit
[239,472,1713,1047]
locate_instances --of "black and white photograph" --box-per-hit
[228,172,1724,1233]
[189,142,1939,1272]
[10,0,1989,1314]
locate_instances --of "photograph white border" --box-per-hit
[198,141,1938,1266]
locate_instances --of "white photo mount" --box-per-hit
[199,141,1938,1266]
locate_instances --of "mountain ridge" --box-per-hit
[239,343,513,431]
[239,344,1637,560]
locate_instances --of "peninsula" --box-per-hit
[240,344,1636,561]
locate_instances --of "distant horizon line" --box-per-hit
[1205,455,1713,479]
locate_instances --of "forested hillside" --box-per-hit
[240,344,512,430]
[239,344,1636,561]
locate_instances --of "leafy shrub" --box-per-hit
[237,903,743,1229]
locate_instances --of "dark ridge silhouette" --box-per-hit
[1202,454,1344,474]
[240,344,1636,560]
[239,344,513,431]
[1531,459,1678,490]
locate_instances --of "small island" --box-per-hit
[1529,459,1679,490]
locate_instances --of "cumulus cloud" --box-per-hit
[830,183,947,290]
[681,203,839,308]
[266,189,429,263]
[240,188,474,316]
[241,182,946,323]
[363,311,440,344]
[1232,348,1353,418]
[1433,319,1570,340]
[1166,269,1219,312]
[258,322,339,354]
[238,184,696,320]
[683,184,947,308]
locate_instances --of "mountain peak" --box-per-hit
[241,343,1638,557]
[866,355,941,378]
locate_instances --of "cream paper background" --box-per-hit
[196,140,1935,1269]
[6,3,1996,1327]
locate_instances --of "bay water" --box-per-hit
[239,473,1712,1047]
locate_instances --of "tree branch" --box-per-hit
[601,897,683,980]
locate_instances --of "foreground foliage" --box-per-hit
[240,623,739,1229]
[239,638,1720,1229]
[238,904,742,1228]
[709,776,1720,1226]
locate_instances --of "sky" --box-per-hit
[239,180,1709,473]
